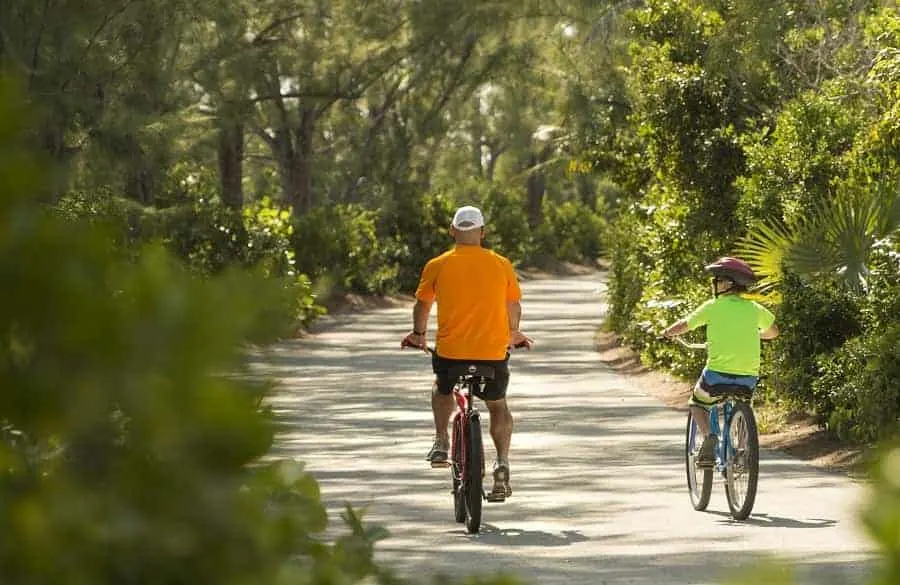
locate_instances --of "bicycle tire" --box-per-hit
[685,411,712,511]
[451,415,466,524]
[464,412,484,534]
[725,402,759,520]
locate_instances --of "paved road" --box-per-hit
[259,273,878,585]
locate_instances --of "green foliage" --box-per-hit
[817,322,900,443]
[534,199,605,265]
[605,211,646,333]
[293,204,399,295]
[863,444,900,585]
[381,189,458,292]
[55,191,323,329]
[0,79,388,584]
[478,186,533,266]
[766,274,863,415]
[736,82,868,225]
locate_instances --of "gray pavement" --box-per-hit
[258,273,879,585]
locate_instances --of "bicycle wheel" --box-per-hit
[451,415,466,524]
[685,411,712,511]
[725,402,759,520]
[464,413,484,534]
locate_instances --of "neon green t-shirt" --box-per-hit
[685,294,775,376]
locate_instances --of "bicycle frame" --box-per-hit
[708,401,736,474]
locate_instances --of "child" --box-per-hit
[662,257,779,466]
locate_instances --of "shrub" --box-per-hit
[817,323,900,442]
[0,79,389,585]
[604,208,651,334]
[768,273,863,416]
[380,190,457,293]
[479,186,533,266]
[293,204,398,295]
[534,199,605,264]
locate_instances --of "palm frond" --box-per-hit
[735,184,900,295]
[734,220,795,293]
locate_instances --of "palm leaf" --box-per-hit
[734,220,795,293]
[735,183,900,296]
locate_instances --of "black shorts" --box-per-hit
[431,352,510,401]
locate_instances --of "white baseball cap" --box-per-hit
[451,205,485,231]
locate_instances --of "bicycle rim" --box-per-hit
[725,402,759,520]
[685,411,712,511]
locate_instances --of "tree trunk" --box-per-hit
[471,95,483,178]
[526,159,546,229]
[525,145,553,228]
[273,108,316,213]
[217,122,244,209]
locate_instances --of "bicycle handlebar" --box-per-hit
[401,340,531,353]
[663,336,707,351]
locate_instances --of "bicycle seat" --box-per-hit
[706,384,754,401]
[447,363,496,381]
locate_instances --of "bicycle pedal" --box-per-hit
[430,461,451,469]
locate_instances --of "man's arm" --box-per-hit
[506,300,521,332]
[413,299,433,334]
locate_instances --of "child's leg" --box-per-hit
[689,370,717,434]
[690,404,711,436]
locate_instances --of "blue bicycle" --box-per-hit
[675,337,760,521]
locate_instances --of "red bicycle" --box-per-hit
[403,343,524,534]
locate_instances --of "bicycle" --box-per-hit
[402,342,524,534]
[672,336,760,521]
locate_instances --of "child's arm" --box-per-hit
[760,323,779,339]
[662,319,690,338]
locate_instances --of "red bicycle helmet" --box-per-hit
[704,257,757,288]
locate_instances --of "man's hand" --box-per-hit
[509,330,534,350]
[401,331,427,351]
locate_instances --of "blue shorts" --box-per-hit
[690,368,757,408]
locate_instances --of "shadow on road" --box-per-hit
[448,524,590,547]
[708,510,838,529]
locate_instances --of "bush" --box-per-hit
[605,210,647,333]
[0,80,391,584]
[768,273,862,416]
[293,204,399,295]
[381,190,457,292]
[479,186,533,266]
[817,323,900,442]
[534,199,605,264]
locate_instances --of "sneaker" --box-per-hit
[426,438,449,467]
[697,434,718,468]
[487,461,511,502]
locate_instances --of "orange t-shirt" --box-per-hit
[414,245,522,360]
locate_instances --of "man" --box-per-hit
[401,205,533,500]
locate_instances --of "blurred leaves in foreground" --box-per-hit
[0,76,388,584]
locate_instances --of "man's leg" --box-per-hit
[484,398,513,463]
[427,354,455,466]
[431,381,454,448]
